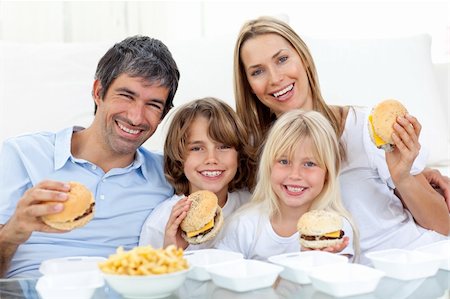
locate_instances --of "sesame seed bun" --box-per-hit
[369,99,408,152]
[297,210,344,249]
[180,190,224,245]
[41,181,95,230]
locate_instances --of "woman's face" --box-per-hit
[241,33,313,117]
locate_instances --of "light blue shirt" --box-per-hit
[0,127,174,278]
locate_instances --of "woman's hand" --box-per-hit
[163,197,191,249]
[386,114,421,185]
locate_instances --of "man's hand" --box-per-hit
[423,168,450,212]
[2,180,70,245]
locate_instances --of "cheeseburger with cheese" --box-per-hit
[297,210,344,249]
[41,181,95,230]
[180,190,224,245]
[368,99,408,152]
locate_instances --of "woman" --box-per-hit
[233,16,449,263]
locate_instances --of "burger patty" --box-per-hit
[301,230,344,241]
[73,203,95,221]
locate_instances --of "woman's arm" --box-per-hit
[388,115,450,235]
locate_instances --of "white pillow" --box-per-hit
[305,34,449,166]
[0,42,109,144]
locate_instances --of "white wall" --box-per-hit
[0,1,448,63]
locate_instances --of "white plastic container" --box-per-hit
[39,256,106,275]
[36,271,104,299]
[268,251,348,284]
[37,256,107,299]
[183,249,243,281]
[207,259,282,292]
[416,240,450,271]
[366,248,442,280]
[308,263,384,297]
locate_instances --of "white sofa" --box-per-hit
[0,34,448,174]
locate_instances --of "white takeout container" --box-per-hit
[36,271,104,299]
[268,251,348,284]
[183,249,244,281]
[308,263,384,297]
[39,256,107,275]
[366,248,442,280]
[416,240,450,270]
[206,259,283,292]
[103,268,190,299]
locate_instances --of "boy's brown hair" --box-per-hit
[164,97,256,195]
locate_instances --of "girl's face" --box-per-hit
[270,137,326,213]
[241,33,313,117]
[184,116,238,201]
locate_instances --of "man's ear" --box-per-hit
[92,79,102,105]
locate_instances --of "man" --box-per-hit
[0,36,180,278]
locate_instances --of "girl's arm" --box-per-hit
[388,115,450,235]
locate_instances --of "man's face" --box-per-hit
[93,73,170,156]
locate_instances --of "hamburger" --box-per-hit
[41,181,95,230]
[180,190,224,245]
[297,210,344,249]
[368,99,408,152]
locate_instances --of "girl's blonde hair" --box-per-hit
[164,97,256,195]
[234,16,346,158]
[252,109,359,258]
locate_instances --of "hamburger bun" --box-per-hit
[368,99,408,152]
[180,190,224,245]
[41,181,95,230]
[297,210,344,249]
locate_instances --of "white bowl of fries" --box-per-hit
[99,245,191,298]
[103,269,190,298]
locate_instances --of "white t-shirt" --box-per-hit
[340,108,448,264]
[215,204,354,260]
[139,189,251,250]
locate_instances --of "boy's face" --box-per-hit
[93,73,169,156]
[183,116,238,202]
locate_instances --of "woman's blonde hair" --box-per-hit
[164,97,256,195]
[234,16,345,157]
[251,109,359,258]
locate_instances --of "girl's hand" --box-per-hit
[386,114,421,184]
[321,236,350,253]
[301,236,349,254]
[163,197,191,250]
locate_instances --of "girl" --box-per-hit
[233,16,449,263]
[216,110,359,261]
[139,97,256,250]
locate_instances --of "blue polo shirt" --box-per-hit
[0,127,174,278]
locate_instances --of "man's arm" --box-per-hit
[0,181,70,277]
[395,174,450,235]
[0,223,21,277]
[422,168,450,212]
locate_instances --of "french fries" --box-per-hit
[99,245,189,275]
